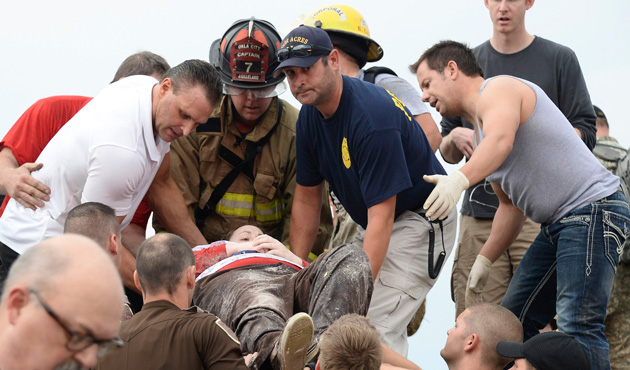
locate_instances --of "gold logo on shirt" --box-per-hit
[387,90,412,121]
[342,137,351,169]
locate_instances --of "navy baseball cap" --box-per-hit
[496,331,591,370]
[273,25,333,78]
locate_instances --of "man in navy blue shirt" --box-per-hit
[273,25,457,356]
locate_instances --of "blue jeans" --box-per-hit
[501,191,630,370]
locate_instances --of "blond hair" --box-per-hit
[319,314,382,370]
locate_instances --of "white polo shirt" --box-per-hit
[0,75,169,254]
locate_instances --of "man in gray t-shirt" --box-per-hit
[438,0,596,318]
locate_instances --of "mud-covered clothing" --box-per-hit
[168,96,332,255]
[193,243,373,370]
[95,300,247,370]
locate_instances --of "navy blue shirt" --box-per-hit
[296,75,446,229]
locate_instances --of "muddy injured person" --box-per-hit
[192,225,373,370]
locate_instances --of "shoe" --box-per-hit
[277,312,314,370]
[305,337,320,363]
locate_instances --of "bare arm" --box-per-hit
[438,126,475,164]
[121,223,146,258]
[289,183,324,260]
[414,113,441,153]
[458,78,525,186]
[115,215,141,294]
[364,195,396,280]
[0,147,50,209]
[119,245,140,294]
[147,153,207,248]
[479,183,527,263]
[382,343,422,370]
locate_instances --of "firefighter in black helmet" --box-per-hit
[164,18,332,258]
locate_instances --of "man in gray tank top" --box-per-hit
[410,41,629,370]
[438,0,596,320]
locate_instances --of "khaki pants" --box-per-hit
[193,243,373,370]
[361,208,457,356]
[451,214,539,318]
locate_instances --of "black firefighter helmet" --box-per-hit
[210,17,285,97]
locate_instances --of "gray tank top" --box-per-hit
[480,76,618,224]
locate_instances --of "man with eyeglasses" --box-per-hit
[0,234,125,370]
[166,18,332,258]
[276,25,457,356]
[95,233,249,370]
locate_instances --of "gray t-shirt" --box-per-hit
[441,36,597,219]
[356,69,429,116]
[480,76,617,224]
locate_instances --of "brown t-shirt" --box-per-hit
[95,300,248,370]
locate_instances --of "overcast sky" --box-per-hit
[2,0,629,368]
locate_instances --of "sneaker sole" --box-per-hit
[279,313,314,370]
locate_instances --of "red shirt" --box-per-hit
[193,241,308,279]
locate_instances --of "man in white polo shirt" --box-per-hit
[0,60,222,271]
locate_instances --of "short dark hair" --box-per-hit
[64,202,120,249]
[111,51,171,83]
[464,303,523,369]
[319,314,382,370]
[409,40,484,78]
[161,59,223,107]
[136,233,194,295]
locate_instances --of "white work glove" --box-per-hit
[422,170,469,220]
[465,255,492,308]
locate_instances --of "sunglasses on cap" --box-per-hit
[277,44,332,62]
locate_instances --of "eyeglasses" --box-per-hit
[223,82,287,99]
[29,288,124,357]
[277,44,332,62]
